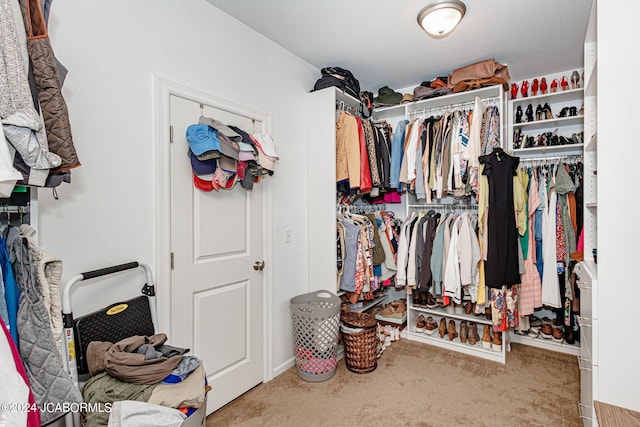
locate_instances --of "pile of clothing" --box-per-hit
[83,333,208,426]
[186,115,278,192]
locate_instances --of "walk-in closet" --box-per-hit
[2,0,638,426]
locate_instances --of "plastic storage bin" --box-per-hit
[290,291,341,382]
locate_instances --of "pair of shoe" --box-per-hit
[528,316,542,338]
[557,106,577,118]
[481,325,502,351]
[552,319,564,343]
[425,316,438,335]
[525,104,534,122]
[464,301,474,315]
[425,294,438,309]
[459,321,478,344]
[412,292,426,307]
[416,314,427,333]
[540,317,553,339]
[380,300,406,319]
[515,105,523,123]
[416,314,438,335]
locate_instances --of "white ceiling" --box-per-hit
[205,0,592,93]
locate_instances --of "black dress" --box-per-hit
[479,147,521,288]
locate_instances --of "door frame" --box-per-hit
[152,73,274,385]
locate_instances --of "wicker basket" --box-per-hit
[340,312,378,374]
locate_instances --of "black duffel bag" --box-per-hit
[312,66,361,99]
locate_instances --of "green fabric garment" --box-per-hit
[82,372,156,426]
[365,213,385,265]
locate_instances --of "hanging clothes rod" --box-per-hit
[336,203,389,214]
[407,95,501,118]
[0,205,29,213]
[519,154,584,166]
[336,100,361,117]
[408,203,477,210]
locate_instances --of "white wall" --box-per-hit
[595,0,640,412]
[43,0,317,377]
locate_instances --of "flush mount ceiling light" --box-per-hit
[417,0,466,38]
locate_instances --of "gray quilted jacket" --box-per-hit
[8,226,82,425]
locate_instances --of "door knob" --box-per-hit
[253,261,265,271]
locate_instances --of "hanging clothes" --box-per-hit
[541,172,561,307]
[1,318,40,427]
[1,235,20,346]
[0,0,60,186]
[336,112,361,189]
[8,226,83,425]
[519,167,543,316]
[478,148,521,288]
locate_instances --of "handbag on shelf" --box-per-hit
[449,58,510,93]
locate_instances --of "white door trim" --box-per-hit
[152,73,274,383]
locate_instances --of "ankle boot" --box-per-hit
[481,325,492,349]
[459,321,468,344]
[492,331,502,352]
[438,318,446,339]
[467,322,478,345]
[447,320,458,341]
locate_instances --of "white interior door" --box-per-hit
[169,95,264,413]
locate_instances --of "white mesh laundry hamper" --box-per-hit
[290,291,341,382]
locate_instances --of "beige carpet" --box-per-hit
[207,340,580,427]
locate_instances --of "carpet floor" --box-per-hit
[206,339,580,427]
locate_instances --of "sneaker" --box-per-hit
[552,319,564,343]
[415,314,426,333]
[530,316,542,328]
[540,317,553,339]
[528,326,541,338]
[425,316,438,335]
[425,294,438,309]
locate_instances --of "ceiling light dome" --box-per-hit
[417,0,466,38]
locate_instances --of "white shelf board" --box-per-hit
[510,88,584,106]
[513,144,584,158]
[510,332,581,356]
[409,305,492,326]
[512,115,583,130]
[407,330,506,363]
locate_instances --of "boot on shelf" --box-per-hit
[481,325,492,349]
[467,322,479,346]
[439,317,447,339]
[492,331,502,352]
[460,321,468,344]
[447,320,458,341]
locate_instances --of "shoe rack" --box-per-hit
[406,302,507,364]
[507,72,585,159]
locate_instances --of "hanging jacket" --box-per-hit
[20,223,64,354]
[0,236,20,346]
[0,0,60,187]
[8,226,82,425]
[21,0,81,171]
